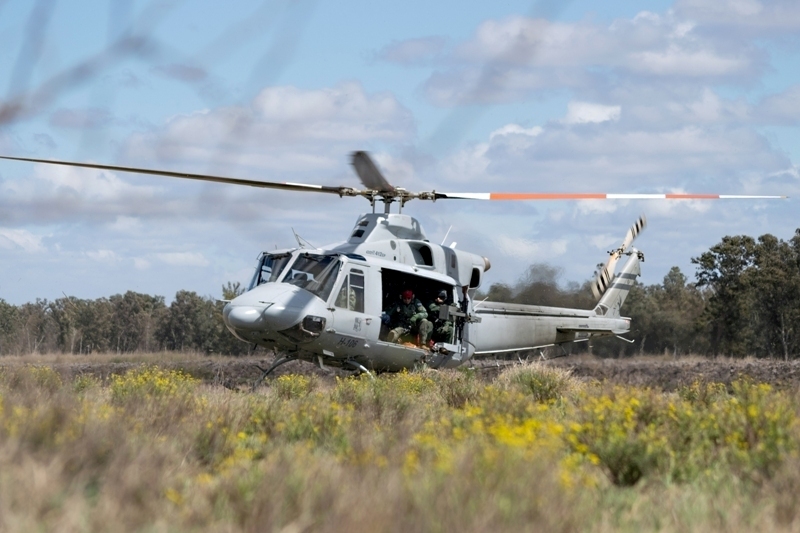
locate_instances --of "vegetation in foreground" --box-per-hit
[2,362,800,532]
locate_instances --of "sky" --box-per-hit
[0,0,798,306]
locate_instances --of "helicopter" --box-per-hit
[0,152,788,378]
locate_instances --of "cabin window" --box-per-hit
[335,269,365,312]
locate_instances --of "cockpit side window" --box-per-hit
[283,254,341,301]
[335,269,365,312]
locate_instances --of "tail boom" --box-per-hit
[470,302,630,356]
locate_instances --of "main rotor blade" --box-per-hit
[0,155,353,196]
[435,192,788,200]
[351,151,395,192]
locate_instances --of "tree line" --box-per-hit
[0,282,249,356]
[2,229,799,358]
[482,229,800,359]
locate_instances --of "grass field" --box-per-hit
[2,356,800,532]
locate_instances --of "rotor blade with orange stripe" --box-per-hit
[434,192,789,200]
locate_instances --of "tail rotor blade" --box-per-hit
[620,214,647,251]
[592,266,614,300]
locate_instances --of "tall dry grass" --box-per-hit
[1,361,800,532]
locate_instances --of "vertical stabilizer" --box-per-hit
[594,250,642,317]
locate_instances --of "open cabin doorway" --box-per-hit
[379,268,455,343]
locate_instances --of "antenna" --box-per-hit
[441,225,453,246]
[291,228,305,249]
[291,228,318,250]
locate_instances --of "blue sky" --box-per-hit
[1,0,798,305]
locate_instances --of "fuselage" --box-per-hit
[221,213,638,371]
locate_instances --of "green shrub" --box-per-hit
[496,363,578,403]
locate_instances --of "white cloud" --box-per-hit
[0,162,163,228]
[629,49,748,77]
[496,234,568,261]
[30,164,156,201]
[124,82,414,173]
[85,250,118,262]
[156,252,210,267]
[0,228,45,253]
[562,102,621,125]
[756,85,800,125]
[675,0,800,32]
[490,124,543,139]
[420,12,765,106]
[440,143,491,184]
[590,233,618,251]
[377,36,447,65]
[577,201,621,215]
[109,216,144,233]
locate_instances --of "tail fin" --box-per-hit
[591,214,646,300]
[594,249,642,317]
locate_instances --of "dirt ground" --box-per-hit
[6,352,800,392]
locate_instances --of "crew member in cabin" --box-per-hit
[383,289,432,346]
[427,290,454,344]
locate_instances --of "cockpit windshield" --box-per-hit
[248,253,292,290]
[282,253,341,301]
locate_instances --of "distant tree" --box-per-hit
[109,291,167,353]
[48,297,79,353]
[74,298,114,353]
[155,288,249,355]
[746,234,800,359]
[222,281,245,300]
[156,291,217,352]
[481,263,595,310]
[0,299,18,354]
[693,231,800,358]
[514,264,564,307]
[692,235,758,356]
[13,299,58,354]
[650,267,707,356]
[214,282,251,355]
[483,283,513,302]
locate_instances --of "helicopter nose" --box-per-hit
[225,305,268,330]
[222,283,320,335]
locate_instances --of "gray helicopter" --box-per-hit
[0,152,786,378]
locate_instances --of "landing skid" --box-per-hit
[343,360,375,380]
[252,354,299,390]
[252,354,376,389]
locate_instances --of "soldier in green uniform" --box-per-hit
[383,289,433,346]
[428,290,454,344]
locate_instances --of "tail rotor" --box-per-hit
[591,215,646,300]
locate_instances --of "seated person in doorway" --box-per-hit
[428,290,454,344]
[382,289,432,346]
